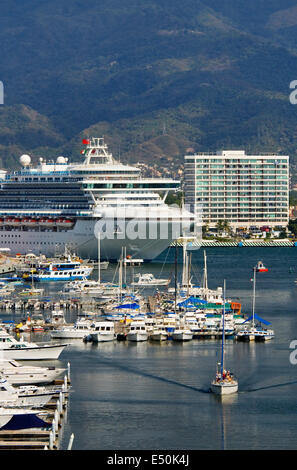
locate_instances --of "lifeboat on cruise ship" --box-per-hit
[21,217,31,225]
[26,218,38,227]
[4,217,15,226]
[39,218,56,228]
[0,218,4,225]
[56,218,74,228]
[10,217,22,226]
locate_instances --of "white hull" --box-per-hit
[171,331,193,342]
[149,332,168,342]
[0,216,191,261]
[0,368,65,385]
[211,381,238,395]
[127,332,148,342]
[51,329,94,339]
[89,333,115,343]
[0,344,68,360]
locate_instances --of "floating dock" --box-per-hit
[0,376,71,450]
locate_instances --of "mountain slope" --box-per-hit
[1,0,297,174]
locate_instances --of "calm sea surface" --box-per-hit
[3,247,297,450]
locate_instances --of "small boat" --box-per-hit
[171,328,193,342]
[210,280,238,396]
[19,287,44,297]
[236,263,274,342]
[126,321,148,342]
[89,321,115,343]
[0,359,66,385]
[0,407,50,430]
[256,261,268,273]
[51,319,95,339]
[131,273,170,287]
[0,378,65,408]
[149,327,168,342]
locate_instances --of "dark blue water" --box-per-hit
[5,247,297,450]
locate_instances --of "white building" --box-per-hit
[184,150,289,229]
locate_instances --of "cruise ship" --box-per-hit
[0,137,195,261]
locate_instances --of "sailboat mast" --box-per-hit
[252,266,256,329]
[203,250,208,298]
[221,279,226,377]
[97,231,101,284]
[174,242,178,314]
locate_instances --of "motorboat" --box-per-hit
[131,273,170,287]
[126,321,149,342]
[89,321,116,342]
[149,327,168,342]
[51,319,95,339]
[0,377,64,408]
[0,330,68,360]
[171,328,193,342]
[0,359,66,385]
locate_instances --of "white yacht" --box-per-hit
[0,137,195,261]
[171,328,193,342]
[131,273,170,287]
[0,359,66,385]
[51,319,96,339]
[126,321,149,342]
[0,378,64,408]
[0,330,68,360]
[89,321,115,342]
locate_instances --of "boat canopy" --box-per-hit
[243,314,271,326]
[114,302,139,310]
[177,296,208,307]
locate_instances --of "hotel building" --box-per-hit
[184,150,289,229]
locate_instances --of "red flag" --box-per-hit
[82,139,90,145]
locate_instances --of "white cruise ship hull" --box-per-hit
[0,217,192,261]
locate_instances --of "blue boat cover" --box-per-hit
[114,302,139,310]
[1,413,50,430]
[177,296,208,307]
[243,314,271,325]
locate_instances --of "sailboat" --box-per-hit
[20,266,44,297]
[210,280,238,395]
[236,262,274,342]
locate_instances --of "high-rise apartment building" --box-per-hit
[184,150,289,229]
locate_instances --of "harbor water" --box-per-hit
[3,247,297,450]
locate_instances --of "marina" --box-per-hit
[0,245,295,449]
